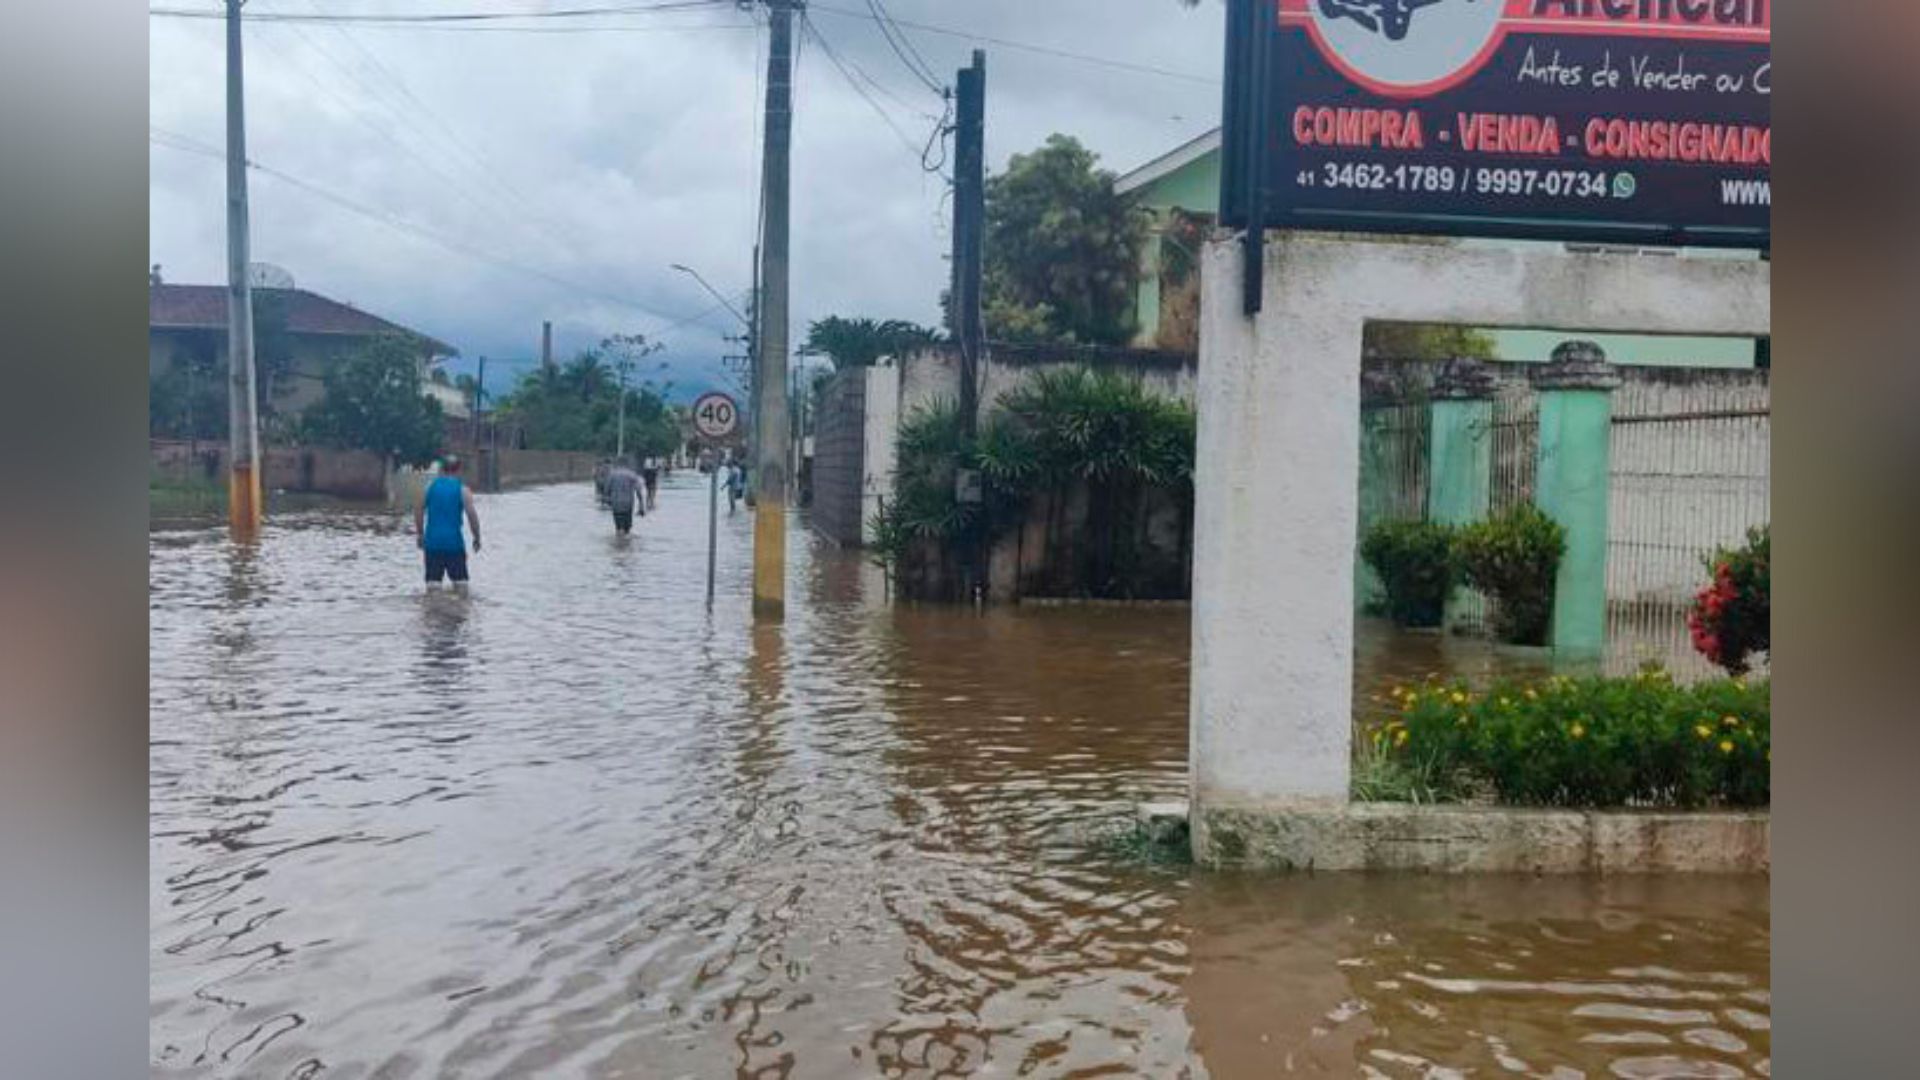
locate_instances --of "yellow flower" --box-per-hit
[1695,724,1713,740]
[1722,715,1742,729]
[1719,739,1736,755]
[1525,688,1539,701]
[1450,691,1468,706]
[1395,729,1410,747]
[1570,722,1587,740]
[1499,697,1514,709]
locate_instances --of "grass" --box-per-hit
[149,477,227,519]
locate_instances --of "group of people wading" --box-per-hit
[413,452,747,587]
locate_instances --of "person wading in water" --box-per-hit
[416,455,482,586]
[605,460,645,536]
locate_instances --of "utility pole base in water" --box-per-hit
[752,501,786,619]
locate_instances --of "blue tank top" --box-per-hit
[423,476,467,553]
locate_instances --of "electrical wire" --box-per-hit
[809,3,1220,86]
[801,14,946,171]
[151,126,741,339]
[863,0,943,96]
[151,2,734,25]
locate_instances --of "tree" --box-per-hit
[302,333,445,464]
[983,135,1146,346]
[805,316,940,369]
[1362,323,1497,361]
[494,343,680,459]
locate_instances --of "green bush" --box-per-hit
[1455,504,1566,646]
[1360,520,1458,629]
[1690,526,1770,676]
[1366,671,1769,809]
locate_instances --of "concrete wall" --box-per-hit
[1190,234,1769,843]
[809,368,868,547]
[492,449,600,489]
[861,363,901,548]
[151,440,389,500]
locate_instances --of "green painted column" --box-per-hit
[1354,382,1407,612]
[1427,361,1496,630]
[1532,342,1621,655]
[1136,227,1164,347]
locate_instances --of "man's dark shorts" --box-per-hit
[425,550,469,583]
[614,510,634,534]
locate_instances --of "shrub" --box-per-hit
[1360,520,1458,629]
[1690,526,1770,676]
[1366,671,1769,809]
[1455,504,1566,646]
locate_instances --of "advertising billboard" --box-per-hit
[1221,0,1771,248]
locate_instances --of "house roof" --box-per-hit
[150,284,457,357]
[1115,128,1222,197]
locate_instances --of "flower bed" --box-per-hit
[1359,672,1769,810]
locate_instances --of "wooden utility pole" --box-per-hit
[954,50,987,436]
[753,0,794,619]
[953,50,989,599]
[470,357,487,455]
[225,0,263,537]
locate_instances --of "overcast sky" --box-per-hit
[149,0,1224,399]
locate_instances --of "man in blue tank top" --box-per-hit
[414,455,482,585]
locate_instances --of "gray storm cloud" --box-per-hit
[149,0,1222,398]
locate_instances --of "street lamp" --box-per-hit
[672,262,759,491]
[670,263,751,330]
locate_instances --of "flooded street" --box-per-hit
[151,479,1768,1078]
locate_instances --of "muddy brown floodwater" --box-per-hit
[150,478,1769,1078]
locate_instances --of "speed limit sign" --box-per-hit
[691,392,740,441]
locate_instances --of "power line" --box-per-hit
[151,127,739,339]
[800,15,940,167]
[150,3,733,25]
[863,0,943,96]
[810,4,1220,86]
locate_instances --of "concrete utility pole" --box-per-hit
[225,0,263,537]
[753,0,794,619]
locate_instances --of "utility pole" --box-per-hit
[753,0,794,619]
[954,50,987,435]
[953,50,988,599]
[224,0,262,538]
[541,320,553,368]
[615,353,629,460]
[470,356,486,455]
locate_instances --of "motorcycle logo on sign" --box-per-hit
[1305,0,1502,96]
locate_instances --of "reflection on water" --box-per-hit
[150,480,1768,1078]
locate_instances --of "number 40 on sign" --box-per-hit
[692,392,739,440]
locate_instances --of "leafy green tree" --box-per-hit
[1361,323,1497,361]
[983,135,1146,346]
[252,289,299,416]
[149,336,225,441]
[805,316,940,369]
[302,333,445,464]
[495,343,680,459]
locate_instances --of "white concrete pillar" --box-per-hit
[1191,238,1362,811]
[1188,232,1768,867]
